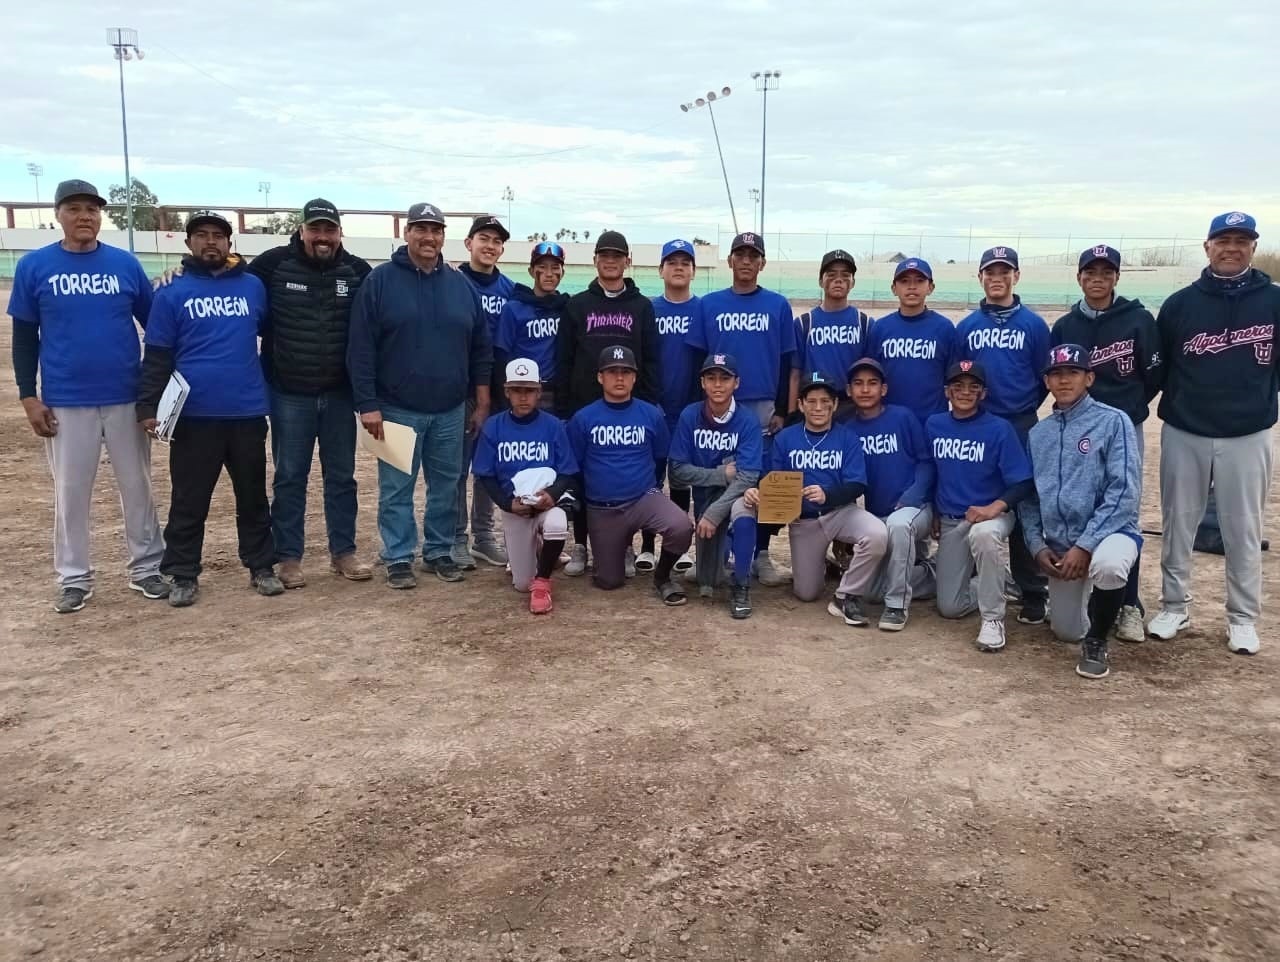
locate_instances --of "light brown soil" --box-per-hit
[1,319,1278,962]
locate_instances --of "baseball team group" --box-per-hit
[9,179,1279,681]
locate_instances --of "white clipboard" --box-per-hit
[356,415,417,474]
[154,372,190,443]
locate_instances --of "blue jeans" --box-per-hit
[270,387,359,561]
[377,402,465,565]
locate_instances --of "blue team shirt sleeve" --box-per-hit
[897,412,935,508]
[1028,316,1051,406]
[144,288,180,350]
[650,404,671,461]
[566,410,588,468]
[790,316,805,370]
[471,417,499,479]
[997,420,1034,486]
[667,406,694,465]
[737,411,765,474]
[130,258,154,327]
[780,299,797,358]
[841,429,868,486]
[495,303,516,354]
[552,418,579,476]
[7,255,39,324]
[685,306,709,351]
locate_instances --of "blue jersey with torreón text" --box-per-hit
[768,421,866,519]
[686,286,796,401]
[867,308,961,423]
[796,305,869,384]
[668,400,764,474]
[567,397,669,504]
[925,409,1031,517]
[844,404,934,517]
[472,408,578,504]
[652,294,701,423]
[956,300,1050,419]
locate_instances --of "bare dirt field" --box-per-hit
[2,318,1278,962]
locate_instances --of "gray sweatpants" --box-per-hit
[455,401,498,547]
[787,503,888,602]
[1046,533,1138,642]
[45,403,165,590]
[587,490,694,590]
[935,513,1015,621]
[501,506,568,592]
[1159,423,1273,625]
[865,505,937,608]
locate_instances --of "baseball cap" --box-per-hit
[469,214,510,241]
[1207,211,1258,240]
[979,246,1019,271]
[53,179,107,207]
[1043,343,1090,374]
[505,358,542,386]
[530,241,566,265]
[661,239,696,265]
[893,258,934,281]
[945,360,987,386]
[302,198,341,225]
[847,357,885,380]
[730,231,766,256]
[598,344,637,371]
[700,352,738,377]
[1078,245,1121,271]
[594,230,630,255]
[820,249,857,277]
[406,202,446,226]
[186,210,233,237]
[798,370,841,397]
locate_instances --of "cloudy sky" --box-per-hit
[3,0,1278,258]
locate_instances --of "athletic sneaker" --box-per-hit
[421,556,465,583]
[1076,637,1110,679]
[878,607,908,632]
[250,569,286,596]
[451,542,478,571]
[827,594,868,627]
[168,578,198,607]
[128,574,171,600]
[1147,609,1189,641]
[753,554,790,586]
[1114,605,1145,643]
[1016,594,1047,625]
[634,550,657,573]
[565,544,588,577]
[625,547,637,579]
[472,541,508,567]
[386,562,417,590]
[729,582,752,620]
[674,552,695,573]
[529,576,553,615]
[1227,623,1260,655]
[699,584,714,599]
[976,619,1006,652]
[53,586,92,614]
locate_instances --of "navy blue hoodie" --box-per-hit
[1157,268,1280,438]
[1051,295,1162,424]
[495,284,568,380]
[347,247,492,414]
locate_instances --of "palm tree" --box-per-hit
[571,231,579,242]
[584,230,591,242]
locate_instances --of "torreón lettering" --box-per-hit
[497,441,550,462]
[932,437,986,462]
[524,316,559,339]
[590,425,646,446]
[182,295,251,319]
[787,449,843,471]
[716,312,770,333]
[860,433,900,455]
[693,429,740,452]
[45,272,122,296]
[966,327,1026,351]
[880,337,937,360]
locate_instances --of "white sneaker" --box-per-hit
[1114,605,1146,643]
[634,549,656,572]
[1227,623,1260,655]
[753,554,791,586]
[565,544,588,577]
[674,551,695,573]
[976,619,1006,652]
[624,547,637,579]
[1147,609,1189,641]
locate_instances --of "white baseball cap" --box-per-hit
[505,358,541,385]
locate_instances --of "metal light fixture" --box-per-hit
[679,86,738,234]
[107,27,144,251]
[751,70,781,240]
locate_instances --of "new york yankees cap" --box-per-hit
[1078,245,1121,271]
[1043,343,1090,374]
[798,370,841,397]
[820,249,857,277]
[979,246,1019,271]
[1207,211,1258,240]
[700,352,738,377]
[893,257,934,281]
[186,210,233,237]
[661,238,696,265]
[53,179,107,207]
[945,360,987,386]
[406,202,446,226]
[730,231,766,255]
[468,214,510,241]
[505,358,542,385]
[598,344,637,371]
[302,198,341,225]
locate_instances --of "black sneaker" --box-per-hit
[729,582,752,620]
[169,578,199,608]
[53,586,92,614]
[421,556,465,583]
[878,607,908,632]
[841,594,868,627]
[129,574,171,600]
[1017,594,1048,625]
[386,562,417,589]
[250,569,285,596]
[1076,637,1110,679]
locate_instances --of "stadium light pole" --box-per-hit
[107,27,143,252]
[259,180,272,211]
[748,187,760,234]
[26,163,43,227]
[502,185,514,232]
[680,87,739,235]
[751,70,780,241]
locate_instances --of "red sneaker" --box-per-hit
[529,576,553,615]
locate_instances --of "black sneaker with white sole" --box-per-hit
[386,562,417,589]
[129,574,171,600]
[1016,594,1048,625]
[53,586,92,614]
[878,607,908,632]
[1075,637,1110,679]
[420,556,465,583]
[729,582,752,620]
[838,594,868,627]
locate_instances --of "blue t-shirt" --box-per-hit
[797,306,868,385]
[926,409,1032,517]
[768,421,866,519]
[495,296,561,381]
[567,397,669,504]
[668,400,765,476]
[472,409,578,504]
[867,308,961,423]
[145,265,270,418]
[686,286,796,401]
[956,302,1051,419]
[652,294,701,423]
[845,404,935,517]
[6,241,153,406]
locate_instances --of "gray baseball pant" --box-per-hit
[1044,533,1138,642]
[865,505,937,608]
[455,399,498,548]
[935,513,1016,621]
[787,503,888,602]
[45,403,165,590]
[587,491,694,590]
[1159,423,1273,625]
[502,506,568,591]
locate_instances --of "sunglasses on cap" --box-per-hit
[531,241,566,262]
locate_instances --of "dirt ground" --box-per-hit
[2,316,1278,962]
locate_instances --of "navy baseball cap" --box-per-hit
[1078,245,1121,271]
[893,257,933,281]
[661,238,696,265]
[820,249,857,276]
[53,179,107,207]
[186,210,233,237]
[598,344,637,371]
[700,352,738,377]
[979,246,1019,271]
[945,360,987,386]
[1207,211,1258,240]
[468,214,510,241]
[302,198,341,225]
[595,230,630,255]
[406,202,446,226]
[847,357,885,380]
[730,231,766,256]
[1044,343,1090,374]
[798,370,841,397]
